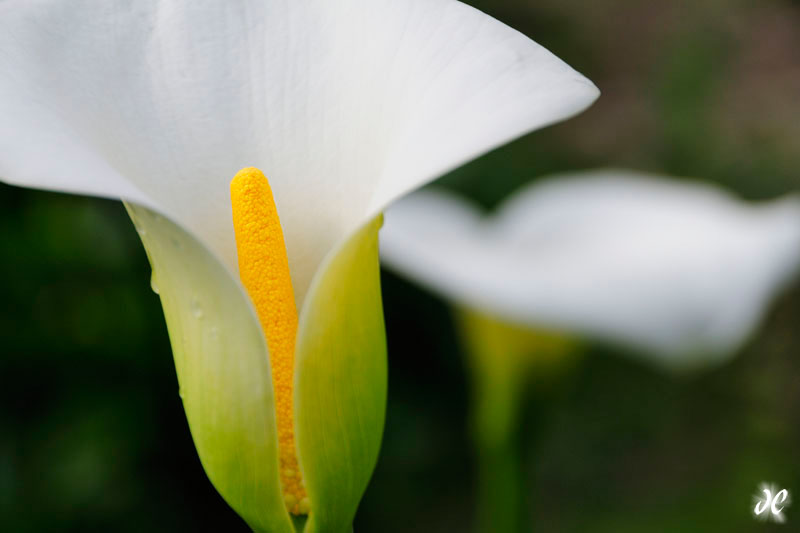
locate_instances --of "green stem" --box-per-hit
[455,308,580,533]
[471,375,527,533]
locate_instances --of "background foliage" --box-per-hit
[2,0,799,531]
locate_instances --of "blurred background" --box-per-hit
[1,0,799,531]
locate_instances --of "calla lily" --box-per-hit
[381,169,800,367]
[0,1,598,531]
[381,169,800,532]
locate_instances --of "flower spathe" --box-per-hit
[0,0,598,531]
[128,201,386,531]
[381,169,800,367]
[382,169,800,533]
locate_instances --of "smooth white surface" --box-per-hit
[0,0,598,305]
[381,170,800,364]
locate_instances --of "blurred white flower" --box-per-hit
[381,169,800,368]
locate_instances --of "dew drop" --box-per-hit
[190,296,204,319]
[134,224,146,237]
[150,273,160,294]
[209,326,219,340]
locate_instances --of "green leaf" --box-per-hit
[294,216,387,533]
[126,204,294,533]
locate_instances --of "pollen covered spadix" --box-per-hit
[230,167,308,515]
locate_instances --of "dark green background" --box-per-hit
[2,1,799,531]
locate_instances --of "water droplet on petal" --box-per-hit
[190,296,204,319]
[150,273,159,294]
[209,326,219,340]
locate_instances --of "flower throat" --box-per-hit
[230,167,308,515]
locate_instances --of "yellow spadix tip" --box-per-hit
[230,167,308,515]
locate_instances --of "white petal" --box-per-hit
[380,188,489,300]
[381,170,800,363]
[0,0,597,304]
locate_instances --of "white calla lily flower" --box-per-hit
[381,169,800,367]
[0,1,598,531]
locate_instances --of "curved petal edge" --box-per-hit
[295,216,387,533]
[126,203,294,533]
